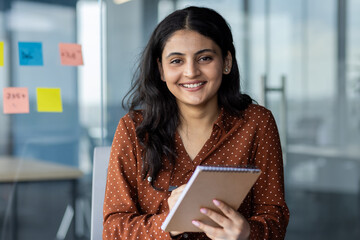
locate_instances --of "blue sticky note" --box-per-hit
[18,42,44,66]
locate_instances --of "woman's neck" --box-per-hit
[176,102,220,160]
[177,102,220,134]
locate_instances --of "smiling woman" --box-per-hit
[103,6,289,240]
[158,30,230,112]
[157,30,233,161]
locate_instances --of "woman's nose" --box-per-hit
[183,61,200,78]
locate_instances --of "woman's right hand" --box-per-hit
[167,184,187,237]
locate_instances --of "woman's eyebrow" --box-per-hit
[165,48,216,59]
[165,52,184,58]
[196,48,216,55]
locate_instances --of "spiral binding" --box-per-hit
[197,165,260,173]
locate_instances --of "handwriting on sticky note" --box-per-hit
[0,41,4,66]
[36,88,63,112]
[59,43,83,66]
[3,88,30,114]
[18,42,44,66]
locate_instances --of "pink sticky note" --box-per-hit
[3,87,30,114]
[59,43,84,66]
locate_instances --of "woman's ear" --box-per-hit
[157,58,165,82]
[223,51,233,75]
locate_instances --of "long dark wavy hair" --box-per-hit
[123,6,252,188]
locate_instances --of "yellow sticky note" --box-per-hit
[36,88,63,112]
[0,41,4,66]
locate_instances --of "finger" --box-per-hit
[169,185,186,199]
[213,199,244,223]
[192,220,224,238]
[168,184,187,210]
[213,200,251,238]
[171,184,186,194]
[199,207,232,228]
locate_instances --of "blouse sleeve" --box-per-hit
[248,110,290,239]
[103,116,173,240]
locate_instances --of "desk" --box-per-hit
[0,157,83,240]
[0,157,83,182]
[287,144,360,195]
[287,144,360,161]
[287,142,360,223]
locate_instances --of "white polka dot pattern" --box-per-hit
[103,104,289,239]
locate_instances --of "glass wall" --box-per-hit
[0,0,359,239]
[0,0,96,239]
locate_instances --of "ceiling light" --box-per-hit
[113,0,133,4]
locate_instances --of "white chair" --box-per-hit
[90,146,111,240]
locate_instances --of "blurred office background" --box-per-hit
[0,0,359,239]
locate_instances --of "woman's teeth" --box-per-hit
[182,82,205,88]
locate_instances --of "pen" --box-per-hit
[168,185,178,192]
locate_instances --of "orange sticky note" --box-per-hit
[59,43,84,66]
[0,41,4,66]
[3,87,30,114]
[36,88,63,112]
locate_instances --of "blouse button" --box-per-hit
[183,233,188,238]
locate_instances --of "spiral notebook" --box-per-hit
[161,165,261,232]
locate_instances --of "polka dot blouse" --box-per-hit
[103,104,289,239]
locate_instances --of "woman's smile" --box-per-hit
[179,81,207,89]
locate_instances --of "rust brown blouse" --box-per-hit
[103,104,289,239]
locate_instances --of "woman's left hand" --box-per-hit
[192,199,250,240]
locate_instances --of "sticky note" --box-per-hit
[0,41,4,66]
[36,88,63,112]
[59,43,84,66]
[18,42,44,66]
[3,87,30,114]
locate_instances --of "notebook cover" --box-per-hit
[161,166,261,232]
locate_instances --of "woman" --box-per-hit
[103,6,289,240]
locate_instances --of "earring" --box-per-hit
[225,68,229,72]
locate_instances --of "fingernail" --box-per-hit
[192,220,200,227]
[200,208,207,214]
[213,199,220,206]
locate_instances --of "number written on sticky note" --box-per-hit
[18,42,44,66]
[59,43,84,66]
[3,87,30,114]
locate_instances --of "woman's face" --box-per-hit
[158,30,232,110]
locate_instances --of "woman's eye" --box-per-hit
[170,59,182,64]
[199,56,212,62]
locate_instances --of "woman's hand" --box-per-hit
[167,184,187,237]
[192,199,250,240]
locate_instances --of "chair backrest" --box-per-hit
[91,146,111,240]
